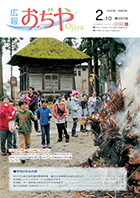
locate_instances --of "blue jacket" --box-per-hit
[70,98,81,118]
[35,107,51,126]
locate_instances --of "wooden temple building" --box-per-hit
[8,38,91,93]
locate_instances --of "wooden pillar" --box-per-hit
[21,76,23,91]
[42,73,45,90]
[58,66,60,90]
[42,66,45,90]
[24,74,26,91]
[26,66,29,90]
[19,68,21,92]
[20,67,23,91]
[72,67,75,89]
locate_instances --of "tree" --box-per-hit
[63,37,80,90]
[78,38,93,95]
[78,38,102,95]
[98,38,125,90]
[109,39,125,84]
[63,37,125,95]
[4,37,24,98]
[63,37,79,48]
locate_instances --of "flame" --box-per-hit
[103,103,108,109]
[124,163,129,167]
[137,76,140,79]
[110,116,114,121]
[92,114,95,119]
[98,118,104,122]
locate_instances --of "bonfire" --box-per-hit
[80,88,140,194]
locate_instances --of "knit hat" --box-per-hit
[72,89,78,96]
[56,94,62,100]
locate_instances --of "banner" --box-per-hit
[0,0,138,37]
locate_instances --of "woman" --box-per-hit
[52,95,69,142]
[70,90,81,137]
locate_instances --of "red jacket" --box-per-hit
[0,103,16,130]
[52,102,67,120]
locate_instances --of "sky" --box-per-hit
[2,37,64,83]
[3,38,30,83]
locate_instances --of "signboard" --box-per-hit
[10,76,17,86]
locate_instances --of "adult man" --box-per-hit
[104,89,112,103]
[0,95,16,155]
[28,87,40,132]
[80,94,89,132]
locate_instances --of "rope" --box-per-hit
[67,116,92,123]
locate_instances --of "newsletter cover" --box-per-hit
[0,1,140,198]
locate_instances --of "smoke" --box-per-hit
[115,38,140,139]
[116,38,140,107]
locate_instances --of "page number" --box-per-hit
[96,9,103,20]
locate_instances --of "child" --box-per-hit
[15,99,36,150]
[0,95,16,155]
[34,99,52,149]
[20,92,31,105]
[9,99,17,149]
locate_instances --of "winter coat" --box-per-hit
[0,103,16,130]
[28,94,38,112]
[52,101,67,124]
[15,109,36,135]
[80,100,89,116]
[35,106,51,126]
[88,97,96,113]
[20,95,31,105]
[95,99,103,112]
[70,98,81,118]
[37,95,44,108]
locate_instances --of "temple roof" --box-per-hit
[8,38,91,66]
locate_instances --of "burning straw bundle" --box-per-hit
[82,89,140,193]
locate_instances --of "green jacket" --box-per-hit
[15,109,35,134]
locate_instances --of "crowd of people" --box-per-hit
[0,86,112,156]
